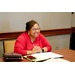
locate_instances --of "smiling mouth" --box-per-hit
[35,33,38,35]
[34,33,39,36]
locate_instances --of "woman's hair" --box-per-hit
[25,20,39,33]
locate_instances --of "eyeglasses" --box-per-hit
[31,28,41,31]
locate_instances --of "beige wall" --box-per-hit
[45,34,70,51]
[71,13,75,27]
[0,12,71,32]
[0,41,4,58]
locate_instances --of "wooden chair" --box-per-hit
[3,40,16,53]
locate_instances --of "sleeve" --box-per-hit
[40,34,52,52]
[14,34,27,55]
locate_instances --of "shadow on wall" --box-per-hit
[0,20,10,32]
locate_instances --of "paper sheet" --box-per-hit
[32,52,63,59]
[43,58,69,62]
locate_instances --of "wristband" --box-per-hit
[42,49,44,52]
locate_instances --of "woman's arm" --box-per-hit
[14,34,28,55]
[40,34,52,52]
[42,47,48,52]
[33,46,48,53]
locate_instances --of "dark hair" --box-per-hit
[25,20,39,33]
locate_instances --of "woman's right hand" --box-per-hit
[32,46,38,54]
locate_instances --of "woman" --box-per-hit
[14,20,52,55]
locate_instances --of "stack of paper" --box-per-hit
[30,52,63,62]
[32,52,63,59]
[43,58,69,62]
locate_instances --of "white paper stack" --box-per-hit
[43,58,69,62]
[31,52,64,62]
[32,52,63,59]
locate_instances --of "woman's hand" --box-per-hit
[35,46,42,53]
[32,46,42,54]
[27,46,48,55]
[31,46,38,54]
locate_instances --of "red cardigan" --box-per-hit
[14,32,52,55]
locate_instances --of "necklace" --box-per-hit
[31,39,35,43]
[31,39,34,43]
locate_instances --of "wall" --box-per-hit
[71,13,75,27]
[46,34,70,51]
[0,12,72,58]
[0,41,4,58]
[0,12,71,32]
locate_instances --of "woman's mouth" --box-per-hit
[34,33,39,36]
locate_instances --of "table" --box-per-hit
[52,49,75,62]
[0,49,75,62]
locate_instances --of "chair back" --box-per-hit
[3,40,16,53]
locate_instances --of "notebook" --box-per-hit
[23,52,63,62]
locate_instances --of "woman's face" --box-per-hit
[28,24,40,38]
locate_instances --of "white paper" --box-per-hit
[43,58,69,62]
[32,52,63,59]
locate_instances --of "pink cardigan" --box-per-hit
[14,32,52,55]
